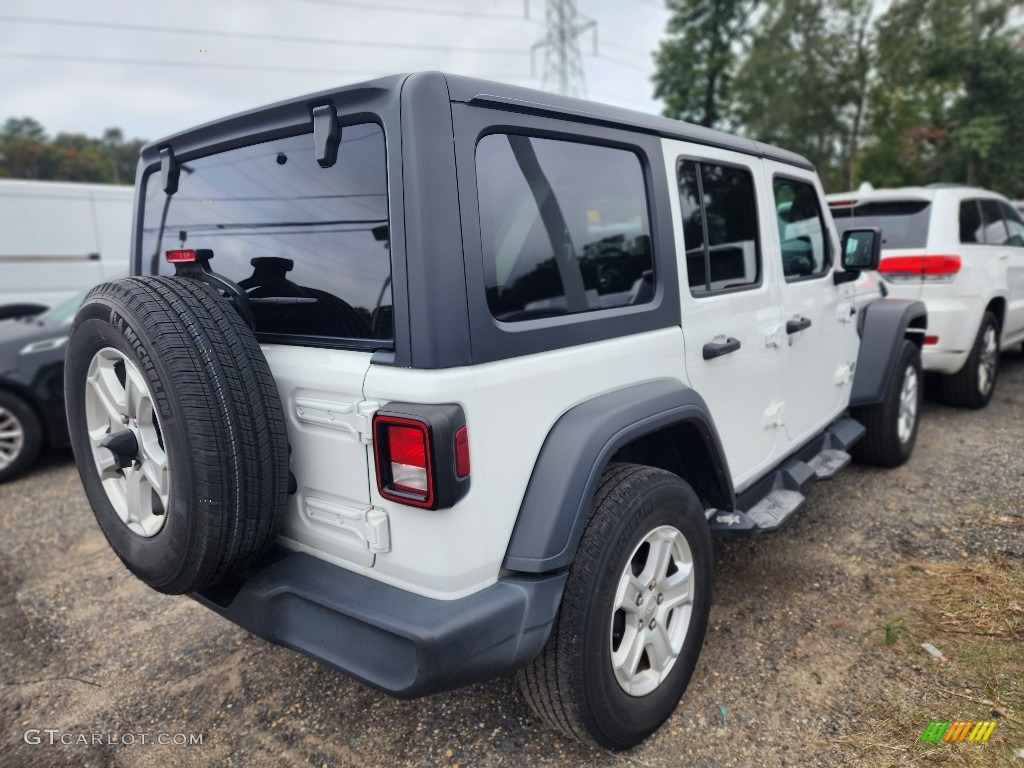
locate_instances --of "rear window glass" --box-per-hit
[830,201,931,249]
[475,134,654,322]
[141,122,392,343]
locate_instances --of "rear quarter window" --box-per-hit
[475,134,654,322]
[830,201,931,249]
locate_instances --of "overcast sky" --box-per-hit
[0,0,670,143]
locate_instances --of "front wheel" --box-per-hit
[517,463,713,749]
[851,339,922,468]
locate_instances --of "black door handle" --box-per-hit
[786,316,812,334]
[703,337,741,360]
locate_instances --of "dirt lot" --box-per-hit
[2,351,1022,768]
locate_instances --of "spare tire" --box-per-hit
[64,276,289,594]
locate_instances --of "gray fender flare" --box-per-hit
[502,379,733,573]
[850,298,927,407]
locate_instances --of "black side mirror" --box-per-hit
[841,227,882,271]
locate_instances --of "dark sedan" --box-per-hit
[0,291,84,482]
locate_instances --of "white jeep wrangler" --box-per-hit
[65,73,926,749]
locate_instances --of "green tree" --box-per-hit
[729,0,873,191]
[652,0,762,127]
[0,118,145,184]
[858,0,1024,196]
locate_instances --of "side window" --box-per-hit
[475,134,654,322]
[998,201,1024,247]
[979,199,1010,245]
[959,200,984,244]
[773,177,830,279]
[677,159,760,295]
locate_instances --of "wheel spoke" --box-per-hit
[123,365,151,421]
[88,366,127,424]
[614,573,646,616]
[612,625,646,679]
[648,622,675,675]
[124,466,145,524]
[659,572,692,611]
[644,531,675,583]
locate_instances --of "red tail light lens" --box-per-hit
[165,249,197,263]
[924,335,939,345]
[454,426,470,479]
[377,419,432,505]
[879,255,961,278]
[372,406,470,510]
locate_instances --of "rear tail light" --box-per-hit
[924,335,939,345]
[373,405,470,510]
[879,254,961,282]
[165,249,197,263]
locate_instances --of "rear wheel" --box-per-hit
[851,339,922,468]
[939,311,1000,409]
[0,390,43,483]
[517,463,712,749]
[65,276,289,594]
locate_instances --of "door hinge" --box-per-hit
[834,363,854,386]
[765,324,785,349]
[294,397,379,443]
[304,497,391,554]
[836,302,855,323]
[763,401,785,429]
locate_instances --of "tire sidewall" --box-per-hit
[890,341,922,463]
[578,474,713,747]
[66,295,199,590]
[971,314,999,406]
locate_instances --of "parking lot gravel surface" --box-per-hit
[1,350,1022,768]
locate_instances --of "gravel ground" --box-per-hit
[1,349,1022,768]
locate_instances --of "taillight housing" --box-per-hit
[373,404,470,510]
[878,254,961,283]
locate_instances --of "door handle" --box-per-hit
[703,337,741,360]
[786,316,812,334]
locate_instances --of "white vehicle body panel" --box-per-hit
[0,179,134,308]
[361,327,689,600]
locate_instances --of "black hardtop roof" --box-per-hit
[140,72,813,172]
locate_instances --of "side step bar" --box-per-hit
[709,417,864,538]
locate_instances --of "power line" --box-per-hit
[0,14,525,55]
[303,0,537,22]
[592,53,650,72]
[0,52,527,80]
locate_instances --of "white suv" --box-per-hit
[829,185,1024,407]
[64,73,925,749]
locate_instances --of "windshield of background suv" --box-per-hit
[141,122,392,344]
[830,200,931,249]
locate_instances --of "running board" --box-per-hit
[709,417,864,538]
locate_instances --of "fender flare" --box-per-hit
[850,298,927,407]
[502,379,733,573]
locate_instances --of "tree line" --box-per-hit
[653,0,1024,197]
[0,117,145,186]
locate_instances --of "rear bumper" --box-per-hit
[920,298,981,374]
[192,550,567,698]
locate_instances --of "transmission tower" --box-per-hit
[530,0,597,98]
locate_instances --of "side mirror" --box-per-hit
[841,227,881,271]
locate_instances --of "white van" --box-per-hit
[0,179,133,315]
